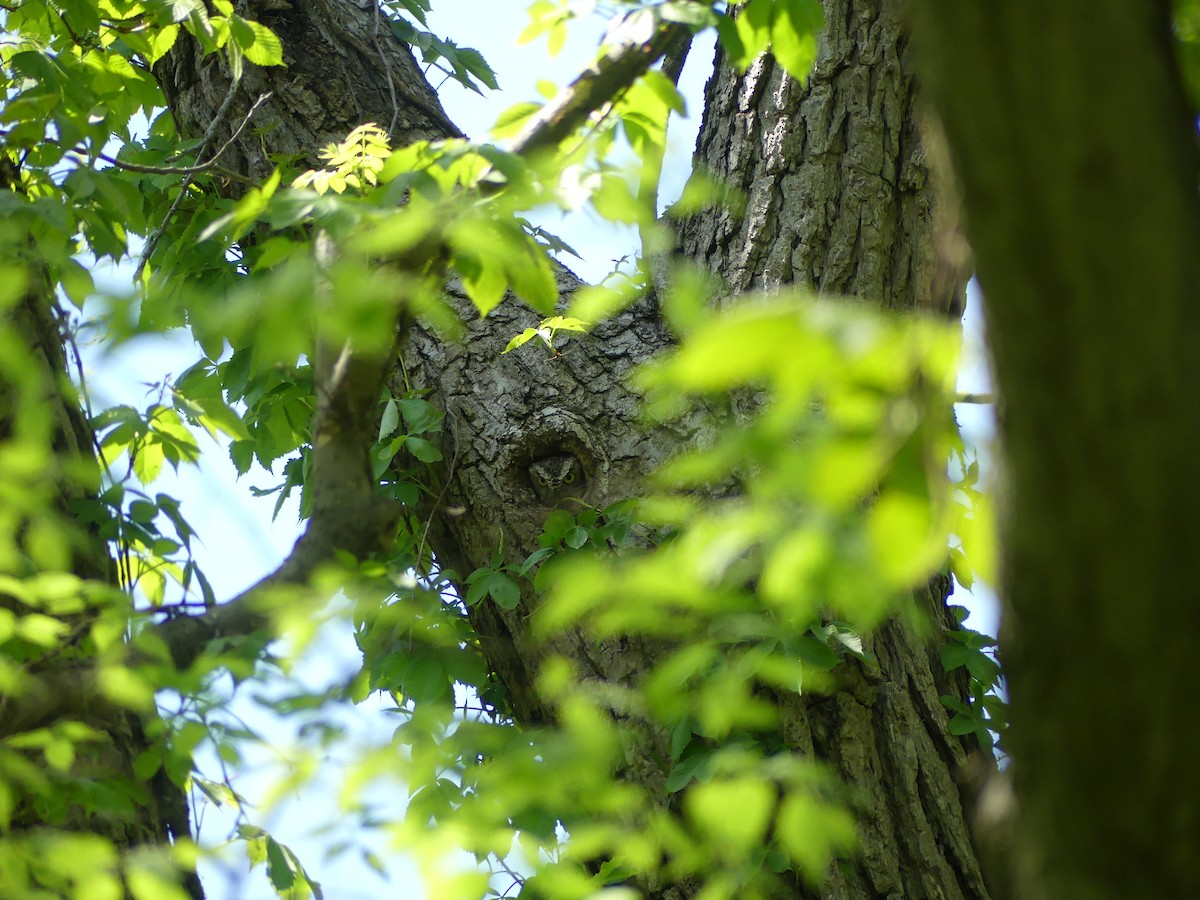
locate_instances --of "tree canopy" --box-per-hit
[2,1,1197,898]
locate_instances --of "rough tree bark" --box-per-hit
[151,0,991,896]
[911,2,1200,898]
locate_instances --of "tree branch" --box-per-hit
[509,20,695,158]
[153,233,441,671]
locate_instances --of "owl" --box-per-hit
[528,453,586,506]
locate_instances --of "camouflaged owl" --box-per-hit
[528,453,586,506]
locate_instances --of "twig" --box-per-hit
[133,88,271,284]
[638,29,693,297]
[371,1,403,137]
[956,392,995,405]
[416,409,461,568]
[93,151,244,178]
[58,312,137,589]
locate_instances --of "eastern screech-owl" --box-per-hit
[528,453,586,506]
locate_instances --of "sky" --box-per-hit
[79,2,997,896]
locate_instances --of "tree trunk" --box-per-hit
[0,162,201,898]
[910,2,1200,897]
[154,0,990,896]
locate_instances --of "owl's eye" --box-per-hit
[528,453,585,504]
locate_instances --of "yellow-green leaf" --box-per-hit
[771,0,823,82]
[685,778,774,856]
[147,24,181,64]
[241,18,284,66]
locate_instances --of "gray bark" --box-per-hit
[910,1,1200,897]
[154,0,989,896]
[677,1,949,313]
[156,0,460,181]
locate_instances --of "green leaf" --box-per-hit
[790,635,843,671]
[153,538,181,556]
[540,509,575,544]
[966,650,1002,687]
[457,46,499,91]
[518,547,555,576]
[395,654,452,704]
[404,435,443,463]
[139,566,166,606]
[592,173,645,224]
[129,499,159,523]
[491,101,541,139]
[169,0,207,23]
[776,793,858,881]
[149,405,202,471]
[948,546,974,589]
[660,1,719,27]
[238,17,285,67]
[455,248,507,317]
[223,26,245,81]
[540,315,588,333]
[669,718,696,761]
[686,778,774,853]
[17,613,68,648]
[190,395,250,441]
[666,747,712,792]
[547,21,567,56]
[771,0,822,82]
[133,440,166,484]
[394,0,430,26]
[43,737,74,772]
[379,399,401,440]
[465,570,521,610]
[940,641,973,673]
[230,440,255,475]
[398,397,443,434]
[265,838,297,891]
[939,694,972,716]
[362,849,386,876]
[59,259,95,310]
[725,0,774,71]
[133,747,163,780]
[146,24,181,65]
[54,0,101,31]
[503,327,541,353]
[505,242,558,313]
[948,714,984,736]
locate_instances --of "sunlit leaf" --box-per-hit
[771,0,823,82]
[685,778,774,854]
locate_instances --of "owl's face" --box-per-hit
[528,453,586,506]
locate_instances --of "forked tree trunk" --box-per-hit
[156,0,991,896]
